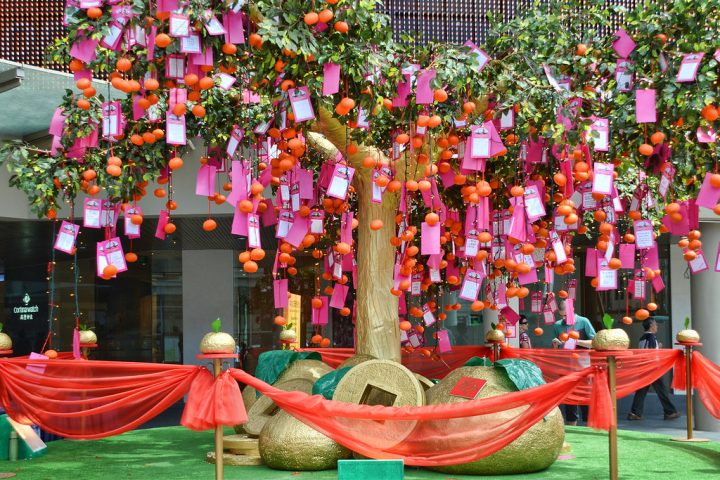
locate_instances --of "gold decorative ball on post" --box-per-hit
[591,329,630,351]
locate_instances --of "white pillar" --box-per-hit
[690,221,720,431]
[182,250,235,366]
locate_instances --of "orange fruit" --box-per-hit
[370,219,384,230]
[433,89,448,103]
[221,43,237,55]
[198,76,215,90]
[116,58,132,72]
[125,252,138,263]
[638,144,654,156]
[304,11,319,25]
[243,261,258,273]
[202,219,217,231]
[334,21,349,33]
[103,264,118,277]
[318,9,333,23]
[575,43,587,56]
[635,308,650,320]
[87,7,102,19]
[168,157,184,170]
[650,131,665,145]
[44,349,59,359]
[155,33,171,48]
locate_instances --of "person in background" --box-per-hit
[627,318,680,421]
[519,315,531,348]
[552,299,596,426]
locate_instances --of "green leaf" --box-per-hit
[684,317,691,329]
[463,356,494,367]
[494,359,545,391]
[312,367,351,399]
[211,318,222,333]
[603,313,614,330]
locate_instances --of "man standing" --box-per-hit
[627,318,680,421]
[552,299,596,426]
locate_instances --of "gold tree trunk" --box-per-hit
[310,109,419,362]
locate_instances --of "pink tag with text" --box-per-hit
[322,63,341,96]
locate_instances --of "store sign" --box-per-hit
[13,292,39,321]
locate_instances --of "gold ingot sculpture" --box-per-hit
[276,359,333,384]
[332,359,424,451]
[676,329,700,343]
[223,434,260,456]
[591,328,630,351]
[426,366,565,475]
[206,451,263,466]
[245,378,313,436]
[234,386,258,434]
[337,354,376,370]
[259,411,352,471]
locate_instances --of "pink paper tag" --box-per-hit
[613,29,636,58]
[54,221,80,254]
[500,306,520,326]
[26,352,49,375]
[311,296,329,325]
[421,222,440,255]
[274,279,289,309]
[437,330,452,353]
[155,210,170,240]
[619,244,635,269]
[70,37,99,63]
[415,69,436,105]
[696,172,720,209]
[330,284,349,309]
[49,108,66,137]
[223,11,245,44]
[676,52,704,83]
[288,87,316,123]
[636,89,657,123]
[322,63,341,96]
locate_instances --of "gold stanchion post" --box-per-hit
[607,354,618,480]
[671,343,709,443]
[213,358,224,480]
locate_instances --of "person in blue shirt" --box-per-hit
[551,299,596,425]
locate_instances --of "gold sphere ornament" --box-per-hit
[676,329,700,343]
[78,328,97,345]
[259,411,351,470]
[591,328,630,351]
[426,366,564,475]
[0,323,12,350]
[485,328,505,343]
[200,318,236,354]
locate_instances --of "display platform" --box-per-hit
[7,426,718,480]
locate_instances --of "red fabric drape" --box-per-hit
[301,346,493,378]
[692,352,720,419]
[229,366,610,466]
[181,370,246,430]
[0,358,204,439]
[502,348,683,404]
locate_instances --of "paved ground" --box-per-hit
[137,392,720,441]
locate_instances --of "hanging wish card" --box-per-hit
[100,21,124,51]
[202,10,225,36]
[523,185,546,222]
[166,113,187,145]
[327,163,355,199]
[464,41,490,72]
[322,63,340,96]
[310,209,325,235]
[124,206,142,238]
[592,163,614,195]
[165,54,185,79]
[531,291,543,313]
[102,101,121,137]
[550,230,567,264]
[470,125,491,158]
[422,303,436,327]
[100,237,128,274]
[697,127,716,144]
[84,198,101,228]
[676,53,704,83]
[543,306,555,325]
[226,125,243,157]
[180,31,202,54]
[615,59,633,92]
[634,220,654,249]
[589,117,609,152]
[696,172,720,209]
[459,269,484,301]
[169,13,190,37]
[688,249,709,274]
[247,214,261,248]
[288,87,315,123]
[54,221,80,254]
[658,163,675,199]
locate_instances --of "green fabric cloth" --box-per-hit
[463,356,494,367]
[255,350,322,390]
[312,367,351,399]
[553,314,596,340]
[494,359,546,391]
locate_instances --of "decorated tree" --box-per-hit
[2,0,720,362]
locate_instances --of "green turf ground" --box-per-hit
[4,426,719,480]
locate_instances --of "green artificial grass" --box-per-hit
[4,426,719,480]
